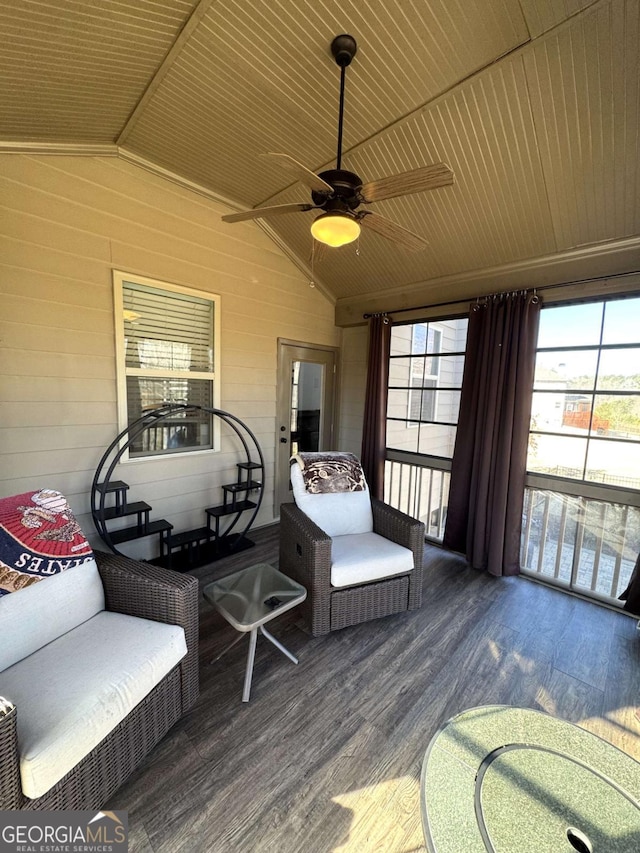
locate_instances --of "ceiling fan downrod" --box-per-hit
[331,35,357,171]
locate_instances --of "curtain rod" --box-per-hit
[362,269,639,319]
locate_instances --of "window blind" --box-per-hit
[123,281,213,372]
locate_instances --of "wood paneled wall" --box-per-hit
[0,154,346,555]
[337,325,368,455]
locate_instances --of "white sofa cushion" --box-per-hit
[290,464,373,537]
[330,532,414,588]
[0,610,187,800]
[0,560,104,673]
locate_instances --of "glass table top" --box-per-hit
[420,705,640,853]
[203,562,307,631]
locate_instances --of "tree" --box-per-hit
[593,396,640,436]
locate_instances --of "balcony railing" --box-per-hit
[384,450,450,542]
[521,477,640,605]
[384,452,640,608]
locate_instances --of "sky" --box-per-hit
[538,297,640,348]
[537,298,640,379]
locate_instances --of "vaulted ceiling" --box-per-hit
[1,0,639,319]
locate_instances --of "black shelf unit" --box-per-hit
[91,405,264,572]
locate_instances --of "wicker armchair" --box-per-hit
[279,493,425,636]
[0,550,199,811]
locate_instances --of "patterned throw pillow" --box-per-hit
[291,452,366,493]
[0,489,95,596]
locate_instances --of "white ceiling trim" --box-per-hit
[335,234,640,325]
[0,141,118,156]
[116,0,218,147]
[369,269,640,328]
[116,145,243,209]
[0,139,253,211]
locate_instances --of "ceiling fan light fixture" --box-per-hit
[310,211,360,247]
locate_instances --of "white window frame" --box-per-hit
[113,270,221,462]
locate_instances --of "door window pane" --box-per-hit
[290,361,322,453]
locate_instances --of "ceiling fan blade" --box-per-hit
[358,211,428,251]
[222,202,315,224]
[360,163,454,203]
[263,153,333,193]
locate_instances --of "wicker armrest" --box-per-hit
[371,500,425,611]
[371,499,425,565]
[279,503,333,635]
[95,550,197,622]
[0,697,20,810]
[94,551,199,710]
[278,503,332,588]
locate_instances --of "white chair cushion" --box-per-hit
[0,560,104,673]
[0,610,187,800]
[330,532,414,588]
[290,464,373,537]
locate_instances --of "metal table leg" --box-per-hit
[260,625,299,664]
[209,631,245,664]
[242,628,258,702]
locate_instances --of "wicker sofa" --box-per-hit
[0,550,199,811]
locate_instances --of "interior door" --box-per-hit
[276,341,338,511]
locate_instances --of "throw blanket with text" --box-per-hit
[0,489,95,596]
[292,452,366,494]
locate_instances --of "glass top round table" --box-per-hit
[420,705,640,853]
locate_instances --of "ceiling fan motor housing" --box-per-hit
[330,34,357,67]
[312,168,363,210]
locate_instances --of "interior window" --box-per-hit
[114,271,220,458]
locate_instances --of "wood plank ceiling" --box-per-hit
[0,0,638,314]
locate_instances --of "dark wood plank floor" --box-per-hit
[108,526,640,853]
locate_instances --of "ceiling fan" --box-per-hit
[222,34,454,250]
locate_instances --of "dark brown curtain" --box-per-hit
[361,315,391,500]
[619,553,640,616]
[443,292,541,576]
